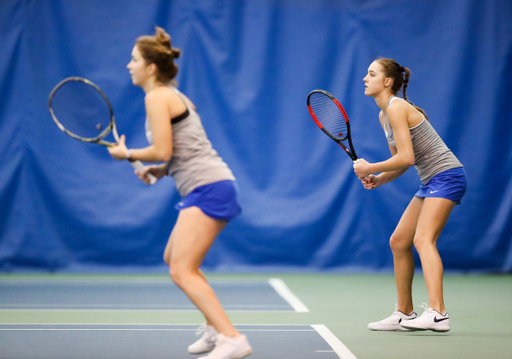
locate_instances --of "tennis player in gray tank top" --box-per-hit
[383,96,462,185]
[107,27,252,359]
[354,59,467,333]
[144,85,235,198]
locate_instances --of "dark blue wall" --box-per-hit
[1,0,511,272]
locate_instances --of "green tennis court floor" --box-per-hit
[1,273,511,359]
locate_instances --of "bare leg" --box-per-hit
[165,206,240,337]
[413,197,456,314]
[390,197,423,315]
[164,241,212,325]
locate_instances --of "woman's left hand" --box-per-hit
[107,134,129,161]
[353,158,373,179]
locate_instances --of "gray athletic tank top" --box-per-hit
[383,97,462,184]
[145,86,235,197]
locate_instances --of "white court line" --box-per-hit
[0,328,317,332]
[1,279,300,312]
[268,278,309,312]
[311,324,357,359]
[0,309,296,313]
[0,329,195,331]
[0,324,317,332]
[2,324,357,358]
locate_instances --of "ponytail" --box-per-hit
[402,67,429,121]
[376,58,429,121]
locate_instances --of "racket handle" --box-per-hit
[352,159,370,180]
[129,160,157,185]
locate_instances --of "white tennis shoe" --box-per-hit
[400,303,450,332]
[188,323,218,354]
[368,304,418,331]
[198,333,252,359]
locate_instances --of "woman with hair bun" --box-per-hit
[108,27,252,359]
[354,58,467,332]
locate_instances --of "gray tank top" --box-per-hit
[145,86,235,197]
[383,97,462,184]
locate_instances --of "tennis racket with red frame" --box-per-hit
[307,89,358,163]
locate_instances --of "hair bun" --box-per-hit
[154,26,181,59]
[155,26,171,49]
[135,27,180,82]
[171,47,181,59]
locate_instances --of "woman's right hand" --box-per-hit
[361,174,380,190]
[136,163,168,184]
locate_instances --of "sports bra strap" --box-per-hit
[169,85,190,124]
[171,109,189,124]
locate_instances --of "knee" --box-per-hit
[169,265,181,287]
[169,264,192,289]
[163,253,170,267]
[389,233,413,254]
[413,235,434,254]
[163,247,172,267]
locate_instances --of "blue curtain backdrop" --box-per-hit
[0,0,511,272]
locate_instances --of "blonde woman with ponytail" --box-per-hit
[108,27,252,358]
[354,58,467,332]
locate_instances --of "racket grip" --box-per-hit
[129,160,157,185]
[352,159,370,180]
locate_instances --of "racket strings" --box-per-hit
[309,93,348,140]
[50,80,112,140]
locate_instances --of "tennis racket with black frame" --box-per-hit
[307,89,359,163]
[48,77,157,184]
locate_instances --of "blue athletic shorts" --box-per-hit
[175,180,242,221]
[415,167,467,205]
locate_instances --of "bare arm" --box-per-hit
[370,103,415,171]
[130,89,173,162]
[359,144,409,189]
[353,101,415,179]
[108,88,173,162]
[375,144,409,184]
